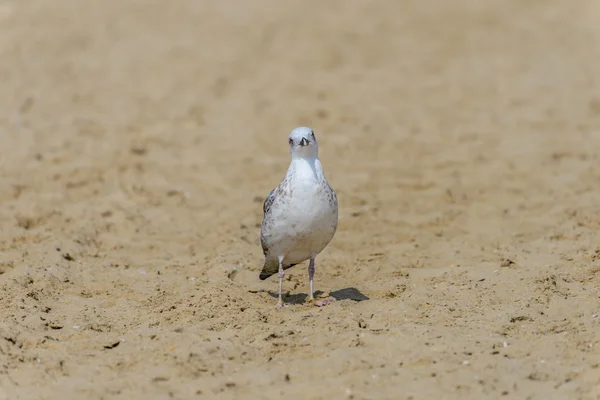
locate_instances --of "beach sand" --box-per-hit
[1,0,600,398]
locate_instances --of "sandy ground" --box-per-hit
[1,0,600,399]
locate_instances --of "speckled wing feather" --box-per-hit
[263,187,277,216]
[259,185,297,280]
[326,182,338,210]
[260,187,277,256]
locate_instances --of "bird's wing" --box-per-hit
[260,186,279,256]
[263,187,278,216]
[327,182,338,206]
[259,259,297,280]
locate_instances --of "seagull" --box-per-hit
[259,127,338,308]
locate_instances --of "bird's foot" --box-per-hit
[275,301,288,309]
[314,297,336,307]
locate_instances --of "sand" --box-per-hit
[1,0,600,399]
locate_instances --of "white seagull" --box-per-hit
[259,127,338,308]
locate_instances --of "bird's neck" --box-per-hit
[288,156,324,181]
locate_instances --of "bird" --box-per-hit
[259,127,338,308]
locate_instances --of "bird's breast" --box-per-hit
[273,182,337,233]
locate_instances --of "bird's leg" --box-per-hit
[276,255,287,308]
[307,254,336,307]
[308,254,316,301]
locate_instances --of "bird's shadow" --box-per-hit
[267,287,369,305]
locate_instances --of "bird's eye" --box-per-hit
[288,138,293,145]
[311,130,315,138]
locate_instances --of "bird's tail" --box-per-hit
[259,258,298,280]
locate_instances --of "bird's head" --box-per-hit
[288,127,318,159]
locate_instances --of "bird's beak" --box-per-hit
[299,138,309,147]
